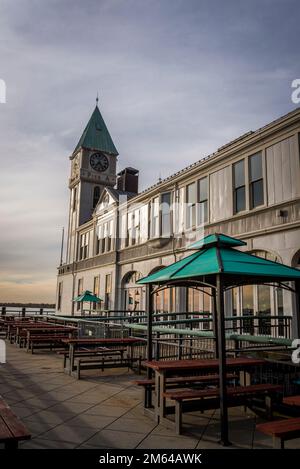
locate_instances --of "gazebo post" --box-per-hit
[211,287,219,359]
[216,274,230,446]
[146,283,153,407]
[295,280,300,339]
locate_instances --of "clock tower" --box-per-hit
[66,102,118,264]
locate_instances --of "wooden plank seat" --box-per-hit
[57,347,127,369]
[163,384,283,435]
[75,354,142,380]
[135,373,238,389]
[283,395,300,407]
[256,417,300,448]
[0,398,31,449]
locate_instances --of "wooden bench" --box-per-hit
[75,354,142,380]
[163,384,283,434]
[256,417,300,448]
[0,398,31,449]
[135,374,238,407]
[57,347,126,368]
[59,347,127,370]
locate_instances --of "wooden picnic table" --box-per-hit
[61,337,144,374]
[6,321,51,342]
[143,357,266,422]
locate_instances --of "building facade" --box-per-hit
[56,104,300,337]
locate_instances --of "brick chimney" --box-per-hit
[117,167,139,194]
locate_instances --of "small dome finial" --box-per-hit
[96,92,99,106]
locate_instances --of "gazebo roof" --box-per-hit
[188,233,246,249]
[138,233,300,287]
[73,290,102,303]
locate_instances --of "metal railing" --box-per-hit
[0,306,55,317]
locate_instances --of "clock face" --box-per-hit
[90,152,109,172]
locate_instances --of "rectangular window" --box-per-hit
[277,288,285,337]
[197,177,208,224]
[96,224,102,255]
[242,285,254,333]
[127,212,134,246]
[151,197,159,238]
[106,220,113,251]
[57,282,63,311]
[120,213,128,248]
[161,192,171,237]
[77,278,83,311]
[105,274,112,310]
[249,153,264,208]
[257,284,271,335]
[233,160,246,213]
[79,233,89,260]
[93,276,100,310]
[73,188,77,212]
[186,183,196,228]
[134,209,140,244]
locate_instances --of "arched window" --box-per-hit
[103,193,109,208]
[292,250,300,269]
[93,186,100,209]
[122,271,143,312]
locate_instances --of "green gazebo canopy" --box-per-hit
[73,290,102,303]
[138,233,300,287]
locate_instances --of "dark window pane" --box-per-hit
[251,179,264,208]
[161,192,171,209]
[198,200,208,223]
[161,192,171,236]
[250,153,262,181]
[93,186,100,208]
[235,186,245,213]
[187,183,196,203]
[234,160,245,188]
[242,285,254,334]
[199,177,208,201]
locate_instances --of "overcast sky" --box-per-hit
[0,0,299,303]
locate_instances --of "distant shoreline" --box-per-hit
[0,303,55,309]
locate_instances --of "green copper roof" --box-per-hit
[138,233,300,285]
[73,105,118,155]
[188,233,246,250]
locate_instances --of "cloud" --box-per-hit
[0,0,299,302]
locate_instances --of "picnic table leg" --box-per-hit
[158,370,166,422]
[26,332,30,352]
[265,395,273,420]
[69,344,75,375]
[175,401,183,435]
[273,436,284,449]
[153,371,160,422]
